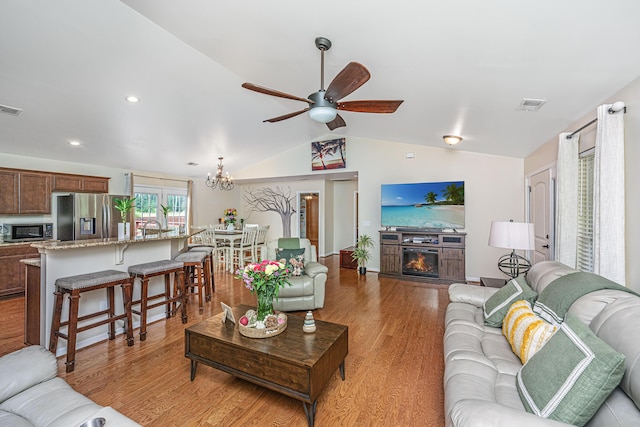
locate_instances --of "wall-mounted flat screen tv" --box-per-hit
[381,181,465,230]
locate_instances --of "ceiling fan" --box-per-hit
[242,37,404,131]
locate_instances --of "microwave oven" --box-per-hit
[1,223,53,242]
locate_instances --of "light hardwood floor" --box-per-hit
[0,255,448,426]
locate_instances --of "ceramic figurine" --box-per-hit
[303,311,316,333]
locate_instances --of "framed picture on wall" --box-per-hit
[311,138,346,170]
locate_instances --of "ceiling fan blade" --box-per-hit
[263,108,309,123]
[242,83,313,104]
[326,114,346,131]
[324,62,371,102]
[337,100,404,113]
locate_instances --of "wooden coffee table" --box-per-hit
[185,305,348,427]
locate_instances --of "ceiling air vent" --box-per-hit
[0,104,23,116]
[517,98,546,112]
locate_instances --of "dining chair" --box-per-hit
[254,225,270,262]
[211,228,232,268]
[189,225,208,245]
[231,227,258,271]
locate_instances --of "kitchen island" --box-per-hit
[31,230,199,355]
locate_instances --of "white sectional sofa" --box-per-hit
[444,261,640,427]
[0,346,140,427]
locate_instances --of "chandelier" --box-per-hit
[206,157,234,191]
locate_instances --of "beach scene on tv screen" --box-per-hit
[381,181,465,229]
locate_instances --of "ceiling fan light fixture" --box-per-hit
[443,135,463,146]
[309,106,337,123]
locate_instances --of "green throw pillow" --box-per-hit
[483,276,538,328]
[516,313,625,426]
[276,248,305,276]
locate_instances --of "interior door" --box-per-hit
[529,169,554,263]
[306,195,319,249]
[298,192,319,249]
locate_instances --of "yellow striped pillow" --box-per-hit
[502,300,557,364]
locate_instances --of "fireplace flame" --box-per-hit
[404,252,434,272]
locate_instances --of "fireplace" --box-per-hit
[402,247,439,277]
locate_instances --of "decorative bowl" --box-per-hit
[239,313,287,339]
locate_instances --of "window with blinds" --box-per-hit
[576,150,595,271]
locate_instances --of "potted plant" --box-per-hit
[114,197,136,239]
[352,234,374,275]
[160,204,170,229]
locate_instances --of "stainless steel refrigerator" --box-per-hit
[56,194,131,241]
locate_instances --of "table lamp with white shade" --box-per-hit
[488,220,535,278]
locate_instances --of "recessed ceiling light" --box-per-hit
[69,141,81,146]
[125,96,140,103]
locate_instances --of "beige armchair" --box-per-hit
[266,238,328,311]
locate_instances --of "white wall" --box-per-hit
[238,179,327,255]
[236,136,525,280]
[332,180,358,253]
[525,75,640,291]
[192,178,241,227]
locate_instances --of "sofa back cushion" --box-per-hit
[526,261,577,294]
[0,346,57,403]
[589,295,640,410]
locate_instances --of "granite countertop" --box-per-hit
[0,241,40,247]
[31,230,199,251]
[19,258,41,267]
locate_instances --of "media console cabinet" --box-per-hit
[379,230,466,284]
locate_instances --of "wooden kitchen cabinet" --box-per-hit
[0,168,110,216]
[0,169,19,214]
[19,172,51,214]
[0,169,50,214]
[0,244,39,297]
[52,173,109,193]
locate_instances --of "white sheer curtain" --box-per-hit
[593,104,626,284]
[187,180,194,233]
[555,132,579,268]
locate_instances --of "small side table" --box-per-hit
[480,277,508,288]
[340,246,357,269]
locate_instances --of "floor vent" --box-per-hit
[517,98,546,112]
[0,104,23,116]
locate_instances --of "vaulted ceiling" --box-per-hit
[1,0,639,178]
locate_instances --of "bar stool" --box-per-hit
[188,246,215,293]
[174,251,212,314]
[128,260,186,341]
[49,270,134,373]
